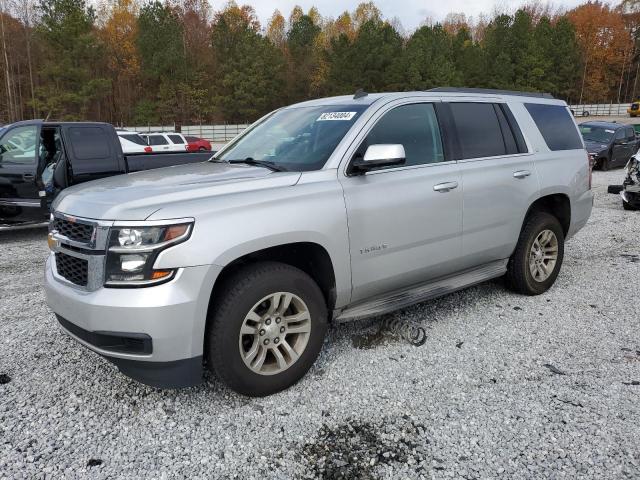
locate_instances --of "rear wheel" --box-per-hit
[505,212,565,295]
[199,146,206,151]
[207,262,327,396]
[623,199,639,211]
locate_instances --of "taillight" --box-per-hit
[587,150,592,190]
[144,146,152,153]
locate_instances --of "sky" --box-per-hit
[250,0,606,31]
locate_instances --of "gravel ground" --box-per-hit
[1,170,639,479]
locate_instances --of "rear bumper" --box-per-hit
[567,189,593,239]
[45,255,222,388]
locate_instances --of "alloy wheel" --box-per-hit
[528,229,558,282]
[238,292,311,375]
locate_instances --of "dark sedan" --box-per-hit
[579,121,639,170]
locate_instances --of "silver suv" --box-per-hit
[45,88,593,396]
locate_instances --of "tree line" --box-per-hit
[1,0,639,125]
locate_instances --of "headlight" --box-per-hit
[105,222,193,287]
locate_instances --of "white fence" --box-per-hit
[569,103,631,117]
[125,124,250,143]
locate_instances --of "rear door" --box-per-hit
[61,124,123,185]
[148,134,171,152]
[611,128,630,165]
[622,126,637,165]
[447,101,538,268]
[0,123,43,220]
[167,134,187,152]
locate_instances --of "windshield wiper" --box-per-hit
[226,157,287,172]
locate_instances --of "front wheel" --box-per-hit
[600,157,610,171]
[206,262,327,396]
[505,212,565,295]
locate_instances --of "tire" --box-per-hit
[505,212,565,296]
[600,157,610,171]
[206,261,327,396]
[199,147,206,151]
[623,199,639,211]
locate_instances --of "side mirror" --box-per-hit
[350,144,406,174]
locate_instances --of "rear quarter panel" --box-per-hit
[509,101,592,239]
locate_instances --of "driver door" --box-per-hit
[339,101,463,303]
[0,124,42,221]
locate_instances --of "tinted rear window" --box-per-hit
[120,134,147,145]
[450,102,506,159]
[525,103,583,151]
[148,135,168,146]
[68,127,110,160]
[168,134,184,144]
[67,126,118,175]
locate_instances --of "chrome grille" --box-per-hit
[53,218,94,243]
[55,252,89,286]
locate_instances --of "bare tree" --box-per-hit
[16,0,37,118]
[0,0,15,122]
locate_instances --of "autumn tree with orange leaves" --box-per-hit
[568,1,633,103]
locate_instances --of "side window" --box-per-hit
[524,103,583,151]
[121,134,147,146]
[148,135,168,146]
[626,127,635,141]
[449,102,507,159]
[615,129,625,141]
[168,134,184,144]
[67,126,117,175]
[359,103,444,167]
[0,126,38,165]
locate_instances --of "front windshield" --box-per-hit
[215,104,369,171]
[580,125,615,143]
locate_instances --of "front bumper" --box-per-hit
[45,255,222,388]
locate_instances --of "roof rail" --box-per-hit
[428,87,554,99]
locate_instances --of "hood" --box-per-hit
[53,161,301,220]
[584,139,609,154]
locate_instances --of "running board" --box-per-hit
[334,259,508,322]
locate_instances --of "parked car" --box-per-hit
[116,130,153,154]
[628,101,640,117]
[0,121,215,225]
[141,132,189,152]
[579,121,640,170]
[45,88,592,396]
[608,153,640,210]
[185,136,212,152]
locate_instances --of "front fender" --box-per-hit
[152,170,352,308]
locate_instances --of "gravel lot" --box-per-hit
[1,170,639,479]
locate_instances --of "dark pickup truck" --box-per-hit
[579,121,640,171]
[0,120,213,225]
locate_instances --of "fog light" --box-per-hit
[120,254,147,272]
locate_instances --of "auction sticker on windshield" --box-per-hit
[317,112,357,121]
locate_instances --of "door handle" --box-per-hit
[22,173,35,181]
[433,181,459,192]
[513,170,531,179]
